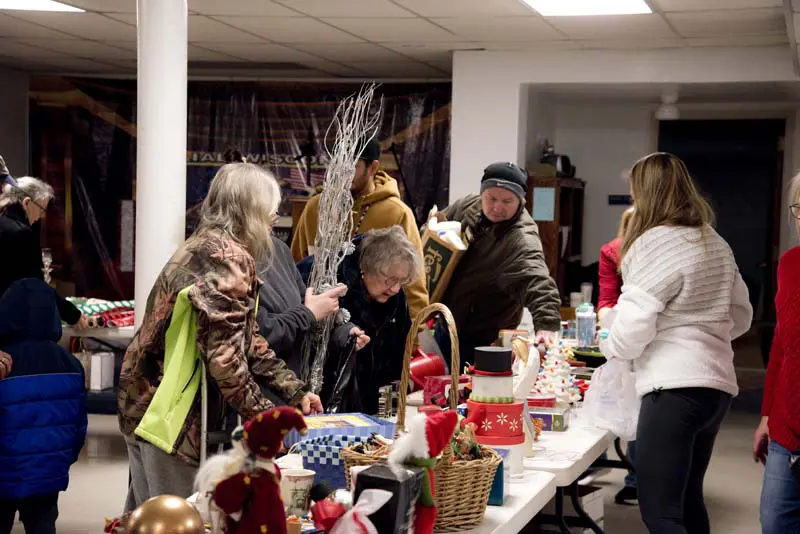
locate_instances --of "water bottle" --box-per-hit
[576,302,596,348]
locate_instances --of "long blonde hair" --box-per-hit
[196,163,280,260]
[620,152,714,261]
[617,206,635,241]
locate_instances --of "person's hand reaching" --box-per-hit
[304,285,347,321]
[0,351,12,379]
[753,415,770,464]
[350,327,371,351]
[300,392,324,414]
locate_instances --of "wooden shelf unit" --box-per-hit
[526,174,586,302]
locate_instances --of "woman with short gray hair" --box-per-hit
[298,225,420,414]
[0,176,85,326]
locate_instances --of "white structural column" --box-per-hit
[134,0,188,327]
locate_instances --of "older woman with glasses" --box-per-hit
[0,176,86,327]
[299,225,420,414]
[757,173,800,534]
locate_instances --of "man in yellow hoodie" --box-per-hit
[291,138,429,320]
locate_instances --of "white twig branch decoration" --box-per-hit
[301,83,382,394]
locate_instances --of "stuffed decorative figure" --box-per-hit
[389,410,458,534]
[211,406,308,534]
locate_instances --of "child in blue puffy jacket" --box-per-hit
[0,278,87,534]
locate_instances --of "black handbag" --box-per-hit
[324,336,360,414]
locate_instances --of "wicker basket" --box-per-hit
[397,303,502,532]
[341,446,387,489]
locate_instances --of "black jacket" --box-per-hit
[299,236,411,415]
[0,204,80,325]
[256,236,316,376]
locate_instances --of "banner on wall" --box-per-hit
[29,77,451,300]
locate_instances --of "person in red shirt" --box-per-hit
[757,173,800,534]
[598,207,635,324]
[598,207,638,505]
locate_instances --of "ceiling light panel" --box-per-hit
[0,0,83,12]
[519,0,651,16]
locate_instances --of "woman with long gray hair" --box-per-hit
[0,176,85,326]
[118,162,322,510]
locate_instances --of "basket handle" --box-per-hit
[397,303,460,433]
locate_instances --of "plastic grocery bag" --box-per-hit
[583,358,640,441]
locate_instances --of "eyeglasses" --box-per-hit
[378,272,410,289]
[792,204,800,219]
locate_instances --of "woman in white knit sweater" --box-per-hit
[600,152,752,534]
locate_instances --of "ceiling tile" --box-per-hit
[547,13,677,39]
[298,59,363,76]
[28,57,123,73]
[60,0,136,12]
[0,13,78,39]
[272,0,414,18]
[580,38,685,49]
[322,17,461,43]
[347,60,448,77]
[384,41,481,61]
[104,13,135,25]
[16,38,136,60]
[393,0,534,17]
[215,16,363,43]
[5,12,137,41]
[192,42,321,62]
[187,44,245,61]
[189,15,267,43]
[432,17,564,41]
[292,43,409,62]
[652,0,782,12]
[0,38,72,59]
[475,40,581,51]
[189,0,298,16]
[687,34,789,46]
[666,8,785,37]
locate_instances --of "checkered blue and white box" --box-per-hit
[289,434,369,489]
[283,413,395,448]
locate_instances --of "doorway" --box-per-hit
[658,119,784,318]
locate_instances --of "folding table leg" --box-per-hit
[568,482,604,534]
[554,487,570,534]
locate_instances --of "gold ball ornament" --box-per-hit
[126,495,205,534]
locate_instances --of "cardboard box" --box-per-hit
[530,405,571,432]
[542,485,604,534]
[90,352,115,392]
[422,227,466,303]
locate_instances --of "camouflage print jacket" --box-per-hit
[117,230,307,465]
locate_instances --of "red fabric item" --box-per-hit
[415,501,437,534]
[311,500,347,531]
[598,239,623,311]
[763,246,800,452]
[214,470,286,534]
[424,410,458,457]
[244,406,307,459]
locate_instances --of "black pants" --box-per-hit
[636,387,731,534]
[0,493,58,534]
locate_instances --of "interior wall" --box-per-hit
[0,68,29,175]
[525,89,555,166]
[552,101,656,264]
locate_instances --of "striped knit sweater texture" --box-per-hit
[602,225,752,397]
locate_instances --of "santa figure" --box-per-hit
[389,410,458,534]
[211,406,308,534]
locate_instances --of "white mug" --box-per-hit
[280,468,316,517]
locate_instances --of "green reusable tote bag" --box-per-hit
[134,286,201,455]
